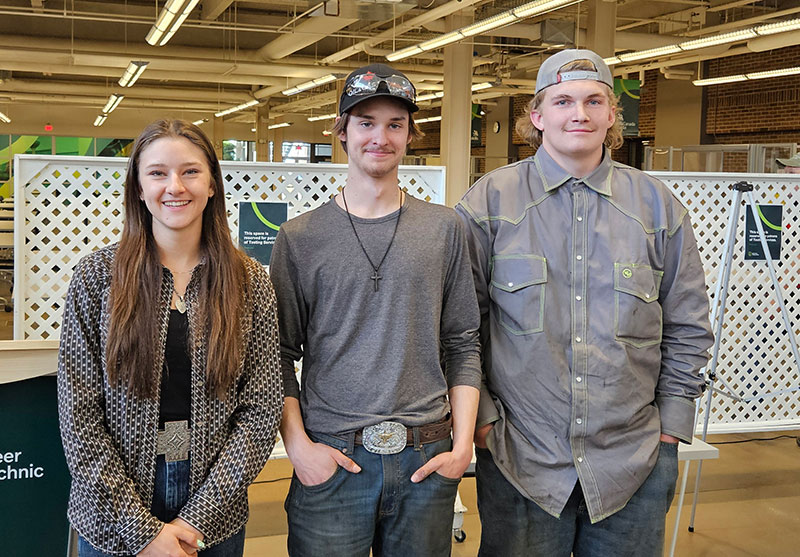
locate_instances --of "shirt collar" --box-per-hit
[534,146,614,197]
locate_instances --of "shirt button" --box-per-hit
[576,376,582,382]
[577,216,583,222]
[577,456,584,463]
[576,418,583,425]
[576,255,582,261]
[575,337,582,343]
[575,295,582,301]
[508,282,514,287]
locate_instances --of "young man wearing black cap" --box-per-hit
[456,49,713,555]
[270,63,481,556]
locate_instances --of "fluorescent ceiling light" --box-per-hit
[471,82,494,92]
[192,119,207,125]
[93,114,107,127]
[282,74,339,96]
[322,130,332,136]
[693,65,800,86]
[102,94,124,114]
[607,17,800,66]
[461,13,518,37]
[268,122,291,130]
[387,0,584,62]
[0,110,10,124]
[214,99,259,118]
[118,61,149,87]
[679,28,757,51]
[308,113,337,122]
[145,0,200,47]
[617,45,682,63]
[417,91,444,102]
[416,115,442,124]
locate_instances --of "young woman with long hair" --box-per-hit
[58,119,283,557]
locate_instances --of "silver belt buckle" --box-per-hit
[362,421,407,455]
[157,420,191,462]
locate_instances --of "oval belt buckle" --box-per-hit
[362,421,407,454]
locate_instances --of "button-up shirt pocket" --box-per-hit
[613,262,664,347]
[489,255,547,335]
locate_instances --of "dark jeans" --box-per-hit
[78,456,245,556]
[476,441,679,557]
[285,432,461,557]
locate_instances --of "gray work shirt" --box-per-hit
[456,147,713,523]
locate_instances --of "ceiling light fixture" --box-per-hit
[386,0,584,62]
[118,61,149,87]
[146,0,200,47]
[693,65,800,86]
[268,122,292,130]
[214,99,260,118]
[417,91,445,102]
[192,118,207,126]
[307,113,337,122]
[101,94,124,114]
[416,115,442,123]
[282,74,339,96]
[471,82,494,92]
[607,17,800,66]
[0,110,10,124]
[93,114,107,127]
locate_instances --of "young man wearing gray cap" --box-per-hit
[456,49,713,555]
[776,153,800,174]
[270,63,481,556]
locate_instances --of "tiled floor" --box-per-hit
[244,431,800,556]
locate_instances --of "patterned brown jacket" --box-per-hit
[57,244,283,554]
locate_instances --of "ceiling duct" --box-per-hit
[540,19,574,47]
[338,0,416,21]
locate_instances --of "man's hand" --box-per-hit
[474,423,494,449]
[171,517,203,555]
[290,438,361,486]
[137,523,197,557]
[410,448,471,483]
[660,433,680,444]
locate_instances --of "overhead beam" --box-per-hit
[202,0,235,21]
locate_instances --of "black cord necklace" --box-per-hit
[341,186,403,292]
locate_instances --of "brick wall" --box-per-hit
[704,45,800,144]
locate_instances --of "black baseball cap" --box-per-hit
[339,63,419,115]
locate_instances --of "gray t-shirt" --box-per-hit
[269,194,481,435]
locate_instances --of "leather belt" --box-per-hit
[354,415,452,454]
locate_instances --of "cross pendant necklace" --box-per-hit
[370,269,382,292]
[342,186,402,293]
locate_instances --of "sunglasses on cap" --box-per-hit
[344,71,416,103]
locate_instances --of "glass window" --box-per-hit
[96,138,134,157]
[283,142,310,164]
[223,139,255,161]
[55,137,95,156]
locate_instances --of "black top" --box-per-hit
[159,309,191,427]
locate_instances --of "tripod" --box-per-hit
[668,181,800,555]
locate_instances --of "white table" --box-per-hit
[668,438,720,557]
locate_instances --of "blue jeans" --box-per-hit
[78,456,245,556]
[476,441,679,557]
[285,431,461,557]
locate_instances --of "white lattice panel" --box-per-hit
[651,172,800,433]
[13,155,444,342]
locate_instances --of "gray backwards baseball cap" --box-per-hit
[776,153,800,167]
[535,49,614,94]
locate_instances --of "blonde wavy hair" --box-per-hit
[515,59,624,151]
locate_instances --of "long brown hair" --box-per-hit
[106,119,246,398]
[515,59,624,151]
